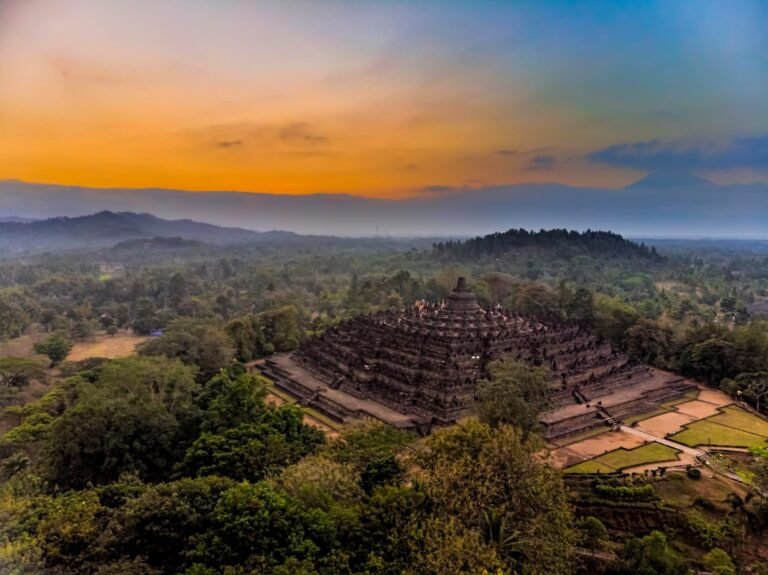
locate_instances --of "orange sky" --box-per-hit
[1,1,766,197]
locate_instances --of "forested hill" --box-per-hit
[433,228,661,260]
[0,211,296,253]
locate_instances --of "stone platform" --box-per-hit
[260,353,432,432]
[259,354,696,439]
[540,369,697,439]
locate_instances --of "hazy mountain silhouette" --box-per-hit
[622,171,715,191]
[1,176,767,238]
[0,210,295,253]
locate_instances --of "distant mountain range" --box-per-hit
[1,173,767,237]
[0,211,295,254]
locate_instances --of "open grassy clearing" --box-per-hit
[564,442,680,474]
[0,334,39,358]
[670,419,768,449]
[67,333,148,361]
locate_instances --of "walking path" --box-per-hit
[620,425,704,457]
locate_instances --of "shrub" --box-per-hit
[593,482,656,502]
[687,467,702,479]
[693,496,716,511]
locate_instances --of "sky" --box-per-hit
[1,0,767,198]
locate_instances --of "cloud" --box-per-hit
[216,140,243,148]
[496,149,517,156]
[588,134,768,172]
[524,154,556,171]
[415,184,466,196]
[278,122,327,144]
[403,163,418,171]
[192,121,328,151]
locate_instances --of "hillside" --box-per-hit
[0,211,295,253]
[433,228,661,260]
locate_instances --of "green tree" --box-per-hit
[0,357,46,390]
[47,357,198,488]
[417,420,575,575]
[611,531,686,575]
[593,294,640,348]
[565,286,595,327]
[625,320,674,366]
[406,516,506,575]
[578,516,608,557]
[139,319,234,382]
[475,359,551,436]
[106,476,234,573]
[680,338,735,386]
[34,334,73,366]
[701,548,735,575]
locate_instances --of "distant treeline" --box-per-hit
[433,228,661,260]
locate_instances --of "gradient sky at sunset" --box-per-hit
[1,0,767,197]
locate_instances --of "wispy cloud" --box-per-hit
[191,121,329,151]
[216,140,243,148]
[278,122,327,144]
[524,154,557,171]
[588,134,768,172]
[415,184,466,196]
[496,149,517,156]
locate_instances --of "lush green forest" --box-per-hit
[2,230,768,573]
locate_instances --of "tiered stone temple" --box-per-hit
[260,278,695,438]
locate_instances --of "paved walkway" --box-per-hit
[620,425,704,457]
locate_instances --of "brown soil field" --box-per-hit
[0,334,40,358]
[68,334,148,361]
[636,411,697,436]
[675,399,725,419]
[697,388,734,407]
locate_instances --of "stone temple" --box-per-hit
[260,278,695,438]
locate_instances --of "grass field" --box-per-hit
[564,442,680,474]
[709,406,768,438]
[564,459,615,474]
[670,418,768,449]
